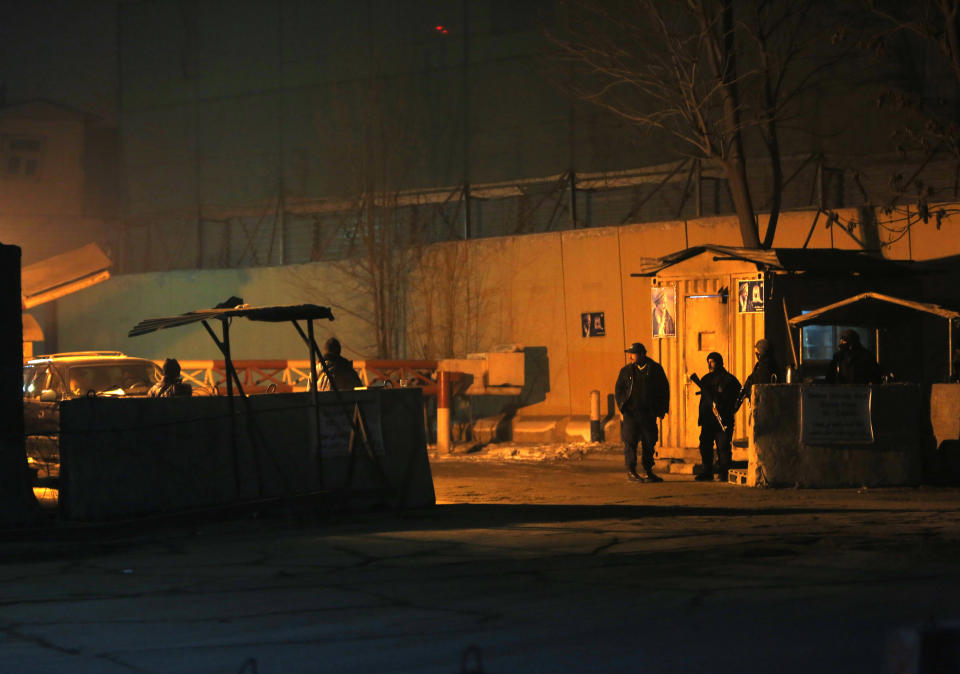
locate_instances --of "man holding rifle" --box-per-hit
[691,352,741,482]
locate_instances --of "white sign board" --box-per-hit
[801,387,874,445]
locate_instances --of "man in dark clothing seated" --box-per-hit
[826,329,881,385]
[694,352,741,482]
[317,337,364,391]
[614,342,670,483]
[148,358,193,397]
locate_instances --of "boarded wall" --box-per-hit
[58,388,434,521]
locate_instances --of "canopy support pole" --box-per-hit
[202,319,240,495]
[949,318,954,381]
[306,319,323,488]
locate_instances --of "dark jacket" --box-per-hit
[148,379,193,397]
[742,354,780,401]
[826,345,881,385]
[318,354,363,391]
[615,359,670,418]
[697,368,741,428]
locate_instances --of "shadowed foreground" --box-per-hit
[0,455,957,673]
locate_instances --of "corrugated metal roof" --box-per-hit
[631,245,779,276]
[631,246,916,277]
[771,248,915,274]
[788,292,960,327]
[129,303,335,337]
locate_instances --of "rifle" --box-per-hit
[689,373,727,432]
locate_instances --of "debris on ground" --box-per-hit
[429,440,621,462]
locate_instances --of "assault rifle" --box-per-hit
[689,373,727,432]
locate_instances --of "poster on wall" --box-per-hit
[737,279,765,313]
[651,286,677,338]
[581,312,605,337]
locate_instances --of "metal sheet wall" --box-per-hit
[732,272,766,448]
[652,273,765,450]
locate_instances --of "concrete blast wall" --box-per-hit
[58,388,434,521]
[751,384,925,488]
[55,208,960,426]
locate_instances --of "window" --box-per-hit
[2,135,44,178]
[66,364,160,396]
[23,365,50,398]
[800,321,873,362]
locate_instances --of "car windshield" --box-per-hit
[67,363,160,396]
[23,365,44,397]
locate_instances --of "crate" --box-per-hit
[728,469,748,485]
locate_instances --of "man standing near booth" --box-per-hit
[615,342,670,483]
[693,352,741,482]
[738,339,780,409]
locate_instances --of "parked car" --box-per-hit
[23,351,166,484]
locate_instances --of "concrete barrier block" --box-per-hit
[472,415,510,443]
[511,416,565,443]
[931,384,960,448]
[753,384,923,488]
[59,389,434,521]
[563,417,591,442]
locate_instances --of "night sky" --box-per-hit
[1,1,119,121]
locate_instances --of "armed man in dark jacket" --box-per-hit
[694,352,741,482]
[614,342,670,483]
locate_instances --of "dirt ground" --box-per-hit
[1,445,959,673]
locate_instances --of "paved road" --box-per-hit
[2,454,959,673]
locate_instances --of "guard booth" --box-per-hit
[783,292,960,486]
[633,247,771,459]
[632,246,950,484]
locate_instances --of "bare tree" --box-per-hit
[860,1,960,205]
[280,74,434,359]
[334,196,427,359]
[406,238,497,360]
[551,0,843,248]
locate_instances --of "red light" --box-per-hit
[435,25,444,31]
[435,25,448,34]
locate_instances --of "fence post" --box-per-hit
[437,370,451,452]
[589,390,602,442]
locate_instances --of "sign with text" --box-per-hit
[801,387,874,444]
